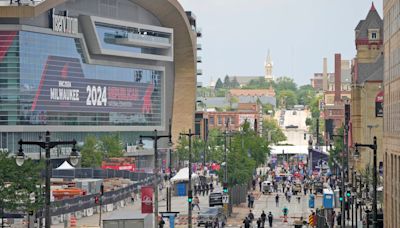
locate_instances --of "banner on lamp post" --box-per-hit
[141,186,153,213]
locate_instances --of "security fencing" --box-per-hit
[49,169,155,216]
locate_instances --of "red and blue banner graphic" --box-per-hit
[30,55,155,114]
[141,186,154,213]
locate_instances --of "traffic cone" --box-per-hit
[70,215,77,227]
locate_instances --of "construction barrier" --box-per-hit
[70,215,77,227]
[309,214,315,227]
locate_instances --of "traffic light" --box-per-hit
[339,189,343,201]
[346,190,351,197]
[188,190,193,203]
[339,196,343,202]
[223,183,228,193]
[95,196,100,205]
[304,133,307,140]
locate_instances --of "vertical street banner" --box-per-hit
[141,186,153,213]
[375,90,384,117]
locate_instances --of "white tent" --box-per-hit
[56,161,75,170]
[170,167,198,183]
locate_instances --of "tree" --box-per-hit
[223,75,231,88]
[99,134,124,158]
[215,78,223,90]
[81,135,102,167]
[242,78,271,89]
[263,119,287,145]
[328,126,344,168]
[278,90,297,109]
[0,151,43,217]
[296,85,316,106]
[231,77,240,88]
[273,76,297,93]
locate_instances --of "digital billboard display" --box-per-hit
[31,56,155,113]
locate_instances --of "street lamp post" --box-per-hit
[16,131,78,228]
[138,123,173,228]
[180,129,198,228]
[354,136,378,228]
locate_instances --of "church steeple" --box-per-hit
[264,50,273,81]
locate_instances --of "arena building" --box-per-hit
[0,0,198,160]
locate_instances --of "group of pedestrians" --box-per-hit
[243,210,273,228]
[194,181,214,196]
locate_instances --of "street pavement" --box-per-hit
[226,188,323,228]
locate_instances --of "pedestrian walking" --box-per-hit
[297,196,301,204]
[259,180,262,192]
[268,212,273,227]
[261,210,266,227]
[243,217,251,228]
[202,184,206,196]
[337,212,342,226]
[247,192,251,208]
[205,183,209,195]
[252,179,256,191]
[248,210,255,223]
[158,217,165,228]
[194,184,198,195]
[256,217,262,228]
[275,194,279,207]
[209,182,214,192]
[192,195,200,210]
[250,193,255,208]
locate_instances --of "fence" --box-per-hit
[49,169,155,216]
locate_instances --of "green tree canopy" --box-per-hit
[277,89,297,109]
[262,118,287,145]
[273,76,297,93]
[81,134,124,167]
[231,77,240,88]
[242,78,272,89]
[80,135,102,167]
[223,75,231,88]
[215,78,223,90]
[0,151,44,214]
[296,85,316,106]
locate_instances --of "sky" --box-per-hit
[178,0,383,87]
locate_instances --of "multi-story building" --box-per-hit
[322,54,352,136]
[383,0,400,226]
[350,3,383,173]
[0,0,198,163]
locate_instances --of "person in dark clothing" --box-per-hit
[252,179,256,191]
[275,194,279,207]
[209,182,214,192]
[202,184,206,196]
[205,184,209,195]
[158,217,165,228]
[268,212,273,227]
[247,193,251,208]
[243,217,251,228]
[259,180,262,192]
[248,210,255,223]
[261,210,266,227]
[256,217,262,228]
[337,212,342,226]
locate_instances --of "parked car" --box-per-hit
[197,206,226,227]
[209,192,223,207]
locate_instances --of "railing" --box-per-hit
[50,169,155,216]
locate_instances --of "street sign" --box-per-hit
[222,195,229,204]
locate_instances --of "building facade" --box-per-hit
[383,0,400,226]
[0,0,197,155]
[351,3,384,173]
[322,54,352,137]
